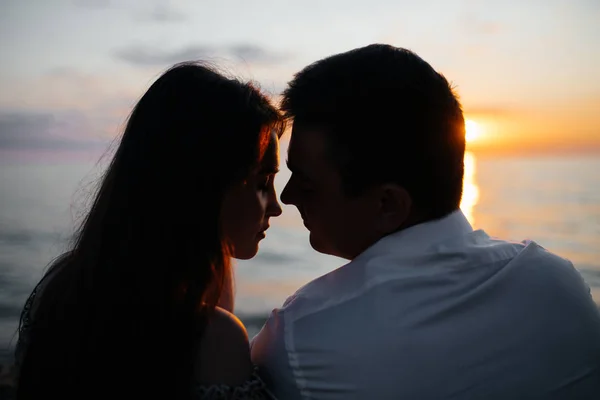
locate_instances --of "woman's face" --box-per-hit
[221,134,283,260]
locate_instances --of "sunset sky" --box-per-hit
[1,0,599,157]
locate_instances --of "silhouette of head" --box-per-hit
[16,62,284,398]
[280,44,465,259]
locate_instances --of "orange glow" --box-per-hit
[465,119,482,143]
[460,151,479,226]
[462,102,600,156]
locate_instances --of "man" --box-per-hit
[251,44,600,399]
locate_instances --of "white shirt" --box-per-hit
[251,210,600,399]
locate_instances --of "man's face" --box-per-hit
[280,125,381,260]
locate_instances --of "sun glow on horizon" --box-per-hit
[460,151,479,226]
[465,119,482,143]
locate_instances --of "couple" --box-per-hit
[15,44,600,399]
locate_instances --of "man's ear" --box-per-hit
[377,183,412,235]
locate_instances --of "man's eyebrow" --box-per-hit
[286,159,308,179]
[285,159,300,174]
[285,159,294,171]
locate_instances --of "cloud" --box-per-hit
[114,44,289,67]
[139,4,186,23]
[0,110,107,150]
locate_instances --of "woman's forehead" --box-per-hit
[259,134,280,172]
[259,151,279,173]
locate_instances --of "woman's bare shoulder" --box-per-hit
[194,307,252,386]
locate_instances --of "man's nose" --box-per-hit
[280,182,292,205]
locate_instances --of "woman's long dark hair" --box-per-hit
[16,62,284,398]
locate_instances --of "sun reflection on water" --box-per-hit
[460,151,480,226]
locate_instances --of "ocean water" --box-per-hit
[1,148,599,361]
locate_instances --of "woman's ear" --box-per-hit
[377,183,412,235]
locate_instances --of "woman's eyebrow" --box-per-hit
[259,164,280,174]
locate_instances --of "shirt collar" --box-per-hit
[355,209,474,263]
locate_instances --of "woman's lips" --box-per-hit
[257,225,269,238]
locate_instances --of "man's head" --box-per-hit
[280,44,466,260]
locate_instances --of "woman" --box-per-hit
[15,62,284,399]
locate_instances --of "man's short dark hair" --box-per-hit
[281,44,465,220]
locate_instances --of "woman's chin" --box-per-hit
[232,245,259,260]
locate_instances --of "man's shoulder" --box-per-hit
[278,234,525,312]
[514,240,587,286]
[486,238,597,312]
[464,231,571,268]
[279,235,587,320]
[475,235,581,280]
[508,239,576,274]
[276,259,367,321]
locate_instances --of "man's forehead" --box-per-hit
[288,125,328,157]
